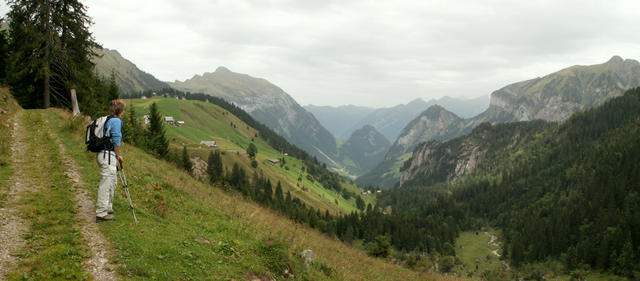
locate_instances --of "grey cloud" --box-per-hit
[81,0,640,107]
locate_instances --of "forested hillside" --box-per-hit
[388,87,640,278]
[455,87,640,274]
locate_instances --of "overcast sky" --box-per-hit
[2,1,640,107]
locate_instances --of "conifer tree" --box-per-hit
[181,146,192,172]
[275,181,284,202]
[356,196,365,211]
[108,70,120,101]
[123,106,144,146]
[147,102,168,157]
[263,179,273,204]
[247,143,257,159]
[207,151,224,184]
[6,0,100,110]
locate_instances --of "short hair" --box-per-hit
[109,99,126,116]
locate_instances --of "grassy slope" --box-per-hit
[48,108,462,281]
[128,97,373,214]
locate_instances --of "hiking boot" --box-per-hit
[96,214,116,222]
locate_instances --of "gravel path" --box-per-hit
[0,111,30,279]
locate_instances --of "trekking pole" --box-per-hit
[118,162,139,224]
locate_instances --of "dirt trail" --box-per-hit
[0,110,119,280]
[0,111,30,279]
[48,118,120,281]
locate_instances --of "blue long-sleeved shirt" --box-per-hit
[105,117,122,147]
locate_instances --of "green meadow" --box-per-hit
[128,97,372,214]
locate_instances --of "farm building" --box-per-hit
[200,141,217,148]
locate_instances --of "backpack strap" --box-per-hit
[103,116,114,142]
[104,116,115,159]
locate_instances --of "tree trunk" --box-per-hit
[42,1,51,108]
[43,61,50,108]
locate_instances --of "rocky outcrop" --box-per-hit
[397,139,485,187]
[398,121,550,188]
[387,105,465,160]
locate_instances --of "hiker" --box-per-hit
[96,100,125,222]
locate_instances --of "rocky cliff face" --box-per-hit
[397,139,485,187]
[398,121,550,188]
[169,67,339,166]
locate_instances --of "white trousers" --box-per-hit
[96,151,117,217]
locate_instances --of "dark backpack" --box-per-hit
[86,116,114,152]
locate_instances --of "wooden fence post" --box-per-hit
[70,89,80,116]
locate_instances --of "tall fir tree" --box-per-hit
[123,105,144,146]
[274,181,284,210]
[247,143,257,159]
[108,70,120,101]
[181,146,192,172]
[6,0,100,111]
[356,196,365,211]
[147,102,168,157]
[207,150,223,184]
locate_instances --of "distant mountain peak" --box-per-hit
[425,104,445,113]
[360,124,377,131]
[215,66,232,73]
[420,104,460,120]
[407,98,425,105]
[607,55,624,64]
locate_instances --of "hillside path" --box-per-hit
[46,116,120,280]
[0,110,119,280]
[0,111,28,280]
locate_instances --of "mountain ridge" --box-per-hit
[358,56,640,188]
[92,48,170,94]
[168,67,341,168]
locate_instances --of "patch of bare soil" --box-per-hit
[0,111,29,279]
[53,130,120,281]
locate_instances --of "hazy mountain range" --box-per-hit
[93,49,640,185]
[305,95,489,141]
[358,56,640,188]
